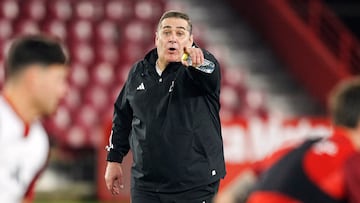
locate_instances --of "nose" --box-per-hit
[168,32,177,43]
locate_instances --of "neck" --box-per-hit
[156,58,168,72]
[3,82,39,124]
[344,127,360,150]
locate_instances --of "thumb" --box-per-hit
[183,46,188,53]
[115,175,124,189]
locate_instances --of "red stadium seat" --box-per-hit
[87,125,103,148]
[0,39,12,59]
[134,0,164,23]
[83,85,111,113]
[114,62,132,87]
[164,1,186,12]
[94,20,119,44]
[62,87,82,111]
[48,105,72,135]
[0,19,13,41]
[42,20,67,41]
[104,0,133,23]
[222,67,247,95]
[110,83,124,104]
[0,1,19,20]
[66,124,88,148]
[74,104,99,131]
[69,62,90,89]
[70,42,95,66]
[68,19,93,43]
[123,20,153,44]
[220,85,242,114]
[91,62,115,87]
[20,0,46,22]
[73,0,103,21]
[14,19,40,36]
[242,90,268,118]
[47,0,72,21]
[94,44,119,65]
[118,42,149,65]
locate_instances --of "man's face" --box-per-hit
[155,17,193,63]
[31,64,69,116]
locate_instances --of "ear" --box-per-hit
[189,34,194,47]
[155,32,159,47]
[27,65,43,86]
[356,121,360,133]
[353,122,360,149]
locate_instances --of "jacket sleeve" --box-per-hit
[185,48,221,94]
[106,79,133,163]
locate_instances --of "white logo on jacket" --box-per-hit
[136,82,145,90]
[169,81,175,92]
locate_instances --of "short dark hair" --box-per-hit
[5,34,67,79]
[158,10,193,34]
[329,77,360,128]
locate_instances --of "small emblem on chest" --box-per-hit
[136,82,145,90]
[169,81,175,92]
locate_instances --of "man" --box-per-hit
[245,77,360,203]
[105,10,226,202]
[0,35,68,203]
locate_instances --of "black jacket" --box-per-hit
[107,48,226,192]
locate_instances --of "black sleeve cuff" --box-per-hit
[106,150,124,163]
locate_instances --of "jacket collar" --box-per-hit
[143,48,182,74]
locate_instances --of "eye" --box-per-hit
[176,31,185,37]
[163,30,171,36]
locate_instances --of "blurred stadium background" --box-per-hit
[0,0,359,202]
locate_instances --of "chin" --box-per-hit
[45,106,58,116]
[167,58,181,63]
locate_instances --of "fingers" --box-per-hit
[105,174,124,196]
[104,162,124,196]
[182,47,204,67]
[111,178,122,195]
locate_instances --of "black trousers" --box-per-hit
[131,181,220,203]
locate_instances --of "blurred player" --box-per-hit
[0,35,68,203]
[214,142,299,203]
[244,77,360,203]
[105,10,226,202]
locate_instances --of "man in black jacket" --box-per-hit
[105,10,226,203]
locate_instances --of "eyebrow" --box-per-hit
[162,25,187,31]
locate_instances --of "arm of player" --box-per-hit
[182,47,221,94]
[214,169,258,203]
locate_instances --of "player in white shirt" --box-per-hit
[0,35,69,203]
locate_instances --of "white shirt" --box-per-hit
[0,96,49,203]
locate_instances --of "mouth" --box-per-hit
[168,47,176,51]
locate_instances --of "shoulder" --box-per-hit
[129,61,144,75]
[302,136,355,198]
[0,96,22,134]
[125,60,146,83]
[201,48,219,63]
[304,136,355,168]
